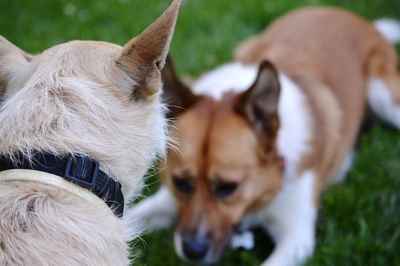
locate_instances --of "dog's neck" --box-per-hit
[0,153,125,216]
[0,168,112,212]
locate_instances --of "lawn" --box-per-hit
[1,0,399,265]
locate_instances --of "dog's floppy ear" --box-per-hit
[116,0,181,100]
[0,36,33,99]
[162,55,197,118]
[235,61,280,143]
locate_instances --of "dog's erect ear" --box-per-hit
[162,56,197,118]
[117,0,181,100]
[235,61,280,141]
[0,36,33,98]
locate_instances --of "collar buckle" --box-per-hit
[65,155,99,188]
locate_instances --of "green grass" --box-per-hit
[1,0,399,265]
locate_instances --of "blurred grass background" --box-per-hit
[1,0,399,265]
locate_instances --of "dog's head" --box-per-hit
[162,58,284,263]
[0,0,181,198]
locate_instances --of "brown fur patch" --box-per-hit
[165,94,283,255]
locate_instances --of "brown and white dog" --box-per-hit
[0,1,180,265]
[127,7,400,266]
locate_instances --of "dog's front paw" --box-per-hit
[230,231,255,250]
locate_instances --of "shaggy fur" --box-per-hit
[0,0,181,265]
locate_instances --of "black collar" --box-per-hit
[0,153,124,217]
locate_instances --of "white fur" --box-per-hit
[333,151,354,183]
[367,77,400,129]
[374,19,400,44]
[193,62,258,99]
[276,75,314,179]
[260,171,317,266]
[230,231,255,250]
[238,171,317,266]
[174,231,185,261]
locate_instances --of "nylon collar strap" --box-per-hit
[0,153,124,217]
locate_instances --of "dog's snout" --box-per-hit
[182,236,209,261]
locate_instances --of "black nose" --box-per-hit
[182,236,209,261]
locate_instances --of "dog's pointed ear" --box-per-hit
[0,36,34,98]
[116,0,181,100]
[162,55,197,118]
[235,61,280,140]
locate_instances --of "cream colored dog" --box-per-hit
[0,0,180,265]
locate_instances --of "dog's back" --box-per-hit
[0,181,127,265]
[236,7,400,184]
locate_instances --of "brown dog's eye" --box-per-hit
[214,182,239,198]
[172,176,193,194]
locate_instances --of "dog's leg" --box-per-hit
[261,170,317,266]
[367,66,400,129]
[328,150,354,184]
[124,186,176,236]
